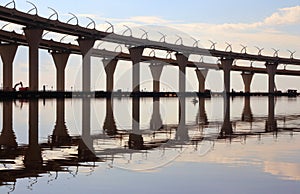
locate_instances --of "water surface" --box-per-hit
[0,96,300,194]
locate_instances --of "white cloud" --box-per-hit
[263,6,300,26]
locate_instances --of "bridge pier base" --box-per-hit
[241,72,254,93]
[0,44,18,91]
[265,62,278,94]
[24,28,43,91]
[149,63,164,93]
[102,58,118,93]
[176,53,188,94]
[129,47,144,93]
[221,58,234,95]
[78,38,95,92]
[195,68,208,93]
[51,52,70,92]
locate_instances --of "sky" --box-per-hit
[0,0,300,92]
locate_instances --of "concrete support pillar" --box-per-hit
[241,72,254,93]
[51,52,70,92]
[129,47,144,93]
[0,44,18,91]
[150,97,163,131]
[78,38,95,92]
[149,63,164,93]
[176,53,189,94]
[195,68,208,93]
[265,63,278,94]
[24,28,43,91]
[0,100,17,148]
[102,58,118,92]
[221,58,234,94]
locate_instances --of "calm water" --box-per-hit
[0,96,300,194]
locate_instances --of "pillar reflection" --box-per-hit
[176,97,189,141]
[197,97,208,125]
[265,96,277,132]
[79,98,96,161]
[103,98,117,136]
[52,98,71,146]
[129,97,144,149]
[150,97,163,131]
[0,100,17,149]
[24,99,42,169]
[220,96,233,137]
[241,97,253,122]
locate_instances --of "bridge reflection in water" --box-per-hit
[0,96,298,191]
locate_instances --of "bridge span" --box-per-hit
[0,5,299,94]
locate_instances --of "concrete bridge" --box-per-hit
[0,5,299,94]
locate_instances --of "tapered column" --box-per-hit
[0,100,17,148]
[24,28,43,91]
[129,47,144,93]
[149,63,164,93]
[52,99,70,146]
[51,52,70,92]
[150,97,163,131]
[78,38,95,92]
[195,68,208,93]
[176,53,188,94]
[221,58,234,94]
[102,58,118,92]
[265,63,278,94]
[0,44,18,91]
[241,72,254,93]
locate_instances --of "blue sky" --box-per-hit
[1,0,300,92]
